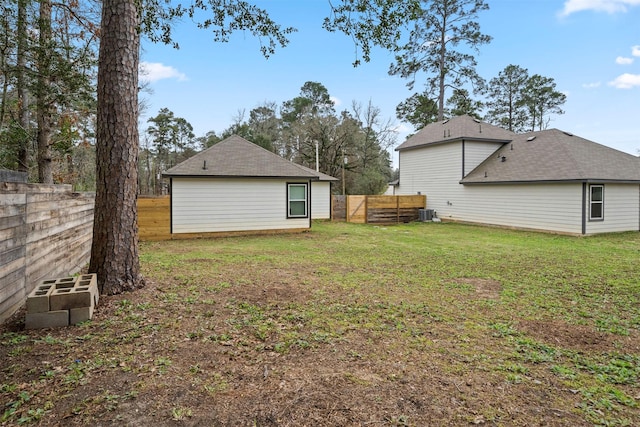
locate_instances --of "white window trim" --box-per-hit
[287,183,308,218]
[589,184,604,221]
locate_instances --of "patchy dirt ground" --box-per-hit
[2,228,639,426]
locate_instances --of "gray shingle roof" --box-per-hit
[396,115,515,152]
[461,129,640,184]
[163,135,337,181]
[294,163,339,182]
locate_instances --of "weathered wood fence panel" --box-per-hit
[332,195,346,221]
[138,196,171,241]
[332,195,426,224]
[0,182,94,322]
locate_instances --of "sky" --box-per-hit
[140,0,640,166]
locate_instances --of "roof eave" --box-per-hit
[163,174,318,180]
[461,178,640,185]
[396,137,512,152]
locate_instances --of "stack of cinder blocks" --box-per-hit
[25,274,99,329]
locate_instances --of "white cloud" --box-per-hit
[608,73,640,88]
[139,61,187,83]
[330,96,342,107]
[632,45,640,56]
[616,56,634,65]
[582,81,601,88]
[559,0,640,16]
[393,123,413,134]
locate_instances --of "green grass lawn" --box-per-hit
[2,221,639,426]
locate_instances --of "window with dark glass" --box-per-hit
[589,184,604,221]
[287,183,308,218]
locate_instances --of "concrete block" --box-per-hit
[78,274,97,287]
[55,276,77,289]
[26,281,56,314]
[70,305,94,325]
[25,310,69,329]
[76,274,99,306]
[23,274,98,328]
[50,286,94,311]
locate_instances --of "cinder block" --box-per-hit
[70,305,94,325]
[24,274,99,329]
[50,286,94,311]
[55,276,77,289]
[26,281,56,314]
[75,274,99,306]
[78,274,97,287]
[25,310,69,329]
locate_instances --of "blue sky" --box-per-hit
[140,0,640,166]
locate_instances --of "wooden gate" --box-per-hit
[347,195,367,223]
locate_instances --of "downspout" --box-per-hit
[308,179,312,229]
[581,182,587,235]
[169,177,173,235]
[461,140,466,179]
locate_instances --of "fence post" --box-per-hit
[364,196,368,224]
[346,195,350,223]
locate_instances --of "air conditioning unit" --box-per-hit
[419,209,434,222]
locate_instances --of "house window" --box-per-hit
[589,184,604,221]
[287,183,308,218]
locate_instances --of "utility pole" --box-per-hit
[315,141,319,172]
[342,146,346,195]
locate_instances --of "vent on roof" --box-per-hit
[202,160,208,170]
[563,131,574,136]
[473,118,481,123]
[527,136,536,142]
[442,119,449,124]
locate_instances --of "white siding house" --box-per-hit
[311,181,332,219]
[164,135,337,235]
[171,178,311,233]
[396,115,640,235]
[456,183,584,234]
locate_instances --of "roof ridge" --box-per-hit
[163,134,338,179]
[396,115,516,152]
[461,127,640,184]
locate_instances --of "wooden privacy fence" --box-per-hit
[138,196,171,241]
[0,182,94,322]
[137,194,427,240]
[332,195,426,224]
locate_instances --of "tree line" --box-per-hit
[1,0,566,195]
[0,0,98,187]
[397,65,566,134]
[140,81,396,196]
[328,0,566,134]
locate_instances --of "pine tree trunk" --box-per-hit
[89,0,144,295]
[16,0,29,172]
[437,19,447,121]
[37,107,53,183]
[36,0,53,183]
[36,0,53,184]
